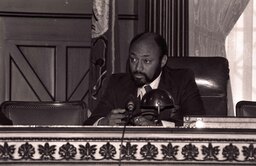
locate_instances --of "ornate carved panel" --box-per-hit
[0,126,256,165]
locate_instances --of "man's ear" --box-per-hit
[161,55,168,67]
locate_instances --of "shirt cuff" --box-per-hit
[161,120,175,127]
[93,117,104,126]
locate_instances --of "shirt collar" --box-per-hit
[137,72,162,98]
[149,71,162,89]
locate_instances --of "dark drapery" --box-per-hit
[89,0,120,110]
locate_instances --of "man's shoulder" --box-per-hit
[164,67,195,77]
[162,67,196,86]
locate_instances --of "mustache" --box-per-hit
[132,71,147,76]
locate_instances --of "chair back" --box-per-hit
[167,57,229,116]
[236,101,256,117]
[1,101,88,125]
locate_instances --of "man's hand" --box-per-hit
[132,116,159,126]
[98,109,126,126]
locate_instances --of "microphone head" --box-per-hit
[95,58,104,67]
[127,101,135,111]
[125,95,136,111]
[124,95,137,125]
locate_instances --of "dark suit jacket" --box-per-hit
[0,111,12,125]
[84,67,205,125]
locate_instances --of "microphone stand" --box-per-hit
[118,108,133,166]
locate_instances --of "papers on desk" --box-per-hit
[183,116,256,129]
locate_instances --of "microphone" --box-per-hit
[126,95,136,110]
[95,58,104,67]
[125,95,136,123]
[126,100,135,112]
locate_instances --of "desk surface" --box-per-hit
[0,125,256,165]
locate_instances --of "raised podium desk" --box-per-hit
[1,118,256,165]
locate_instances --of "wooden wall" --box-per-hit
[0,0,92,105]
[0,0,145,107]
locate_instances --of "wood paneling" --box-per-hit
[4,30,91,102]
[118,0,146,72]
[0,1,92,105]
[0,0,92,14]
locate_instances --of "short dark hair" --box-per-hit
[129,32,168,57]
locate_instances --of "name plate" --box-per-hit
[184,116,256,129]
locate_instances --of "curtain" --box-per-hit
[190,0,249,116]
[190,0,249,57]
[89,0,120,111]
[226,0,256,115]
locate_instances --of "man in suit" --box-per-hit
[84,32,205,126]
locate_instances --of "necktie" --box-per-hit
[144,85,152,94]
[137,85,152,100]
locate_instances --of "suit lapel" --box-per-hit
[158,67,173,92]
[158,67,176,120]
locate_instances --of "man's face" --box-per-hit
[129,39,166,87]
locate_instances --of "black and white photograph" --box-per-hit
[0,0,255,165]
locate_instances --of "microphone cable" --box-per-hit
[118,116,129,166]
[118,97,135,166]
